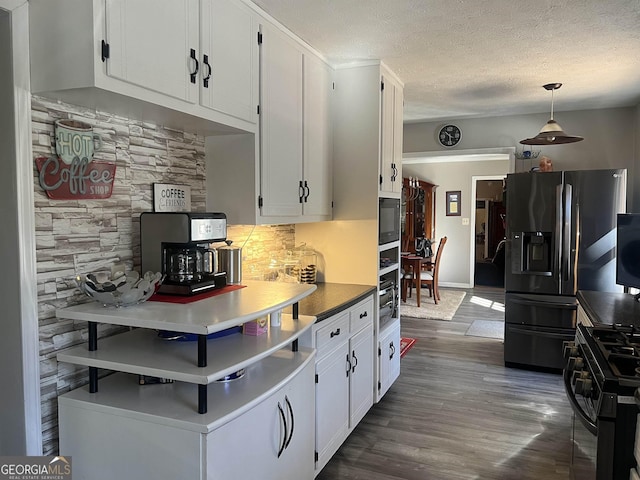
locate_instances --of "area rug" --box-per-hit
[400,289,466,321]
[465,319,504,339]
[400,337,417,358]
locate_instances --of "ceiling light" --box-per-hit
[519,83,583,145]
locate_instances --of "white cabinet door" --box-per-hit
[259,22,303,218]
[378,321,401,399]
[392,81,404,194]
[379,75,402,195]
[349,323,374,428]
[200,0,258,123]
[206,357,314,479]
[105,0,199,103]
[315,341,350,471]
[303,53,333,218]
[279,360,315,478]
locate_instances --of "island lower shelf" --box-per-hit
[59,348,315,434]
[58,314,315,384]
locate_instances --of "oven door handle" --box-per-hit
[563,366,598,436]
[508,326,572,340]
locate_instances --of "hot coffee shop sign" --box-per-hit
[35,119,116,199]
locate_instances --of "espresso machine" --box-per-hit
[140,212,228,295]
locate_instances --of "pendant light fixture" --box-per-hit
[519,83,583,145]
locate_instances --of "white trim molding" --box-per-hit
[403,147,515,167]
[1,1,42,454]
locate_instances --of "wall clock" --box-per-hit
[438,124,462,148]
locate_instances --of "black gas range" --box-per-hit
[565,322,640,480]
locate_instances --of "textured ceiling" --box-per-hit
[251,0,640,122]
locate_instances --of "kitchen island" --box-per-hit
[56,280,317,480]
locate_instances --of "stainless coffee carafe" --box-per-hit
[218,240,242,285]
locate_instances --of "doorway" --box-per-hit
[470,176,506,287]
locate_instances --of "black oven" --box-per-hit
[379,197,400,245]
[564,324,639,480]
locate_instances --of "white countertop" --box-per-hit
[56,280,317,335]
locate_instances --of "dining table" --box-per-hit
[401,253,433,307]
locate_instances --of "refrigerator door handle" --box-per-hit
[563,183,573,283]
[555,183,564,292]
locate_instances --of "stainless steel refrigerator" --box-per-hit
[504,169,626,370]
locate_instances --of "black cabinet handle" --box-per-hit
[359,311,368,319]
[352,350,358,373]
[202,54,212,88]
[284,396,294,449]
[299,180,304,203]
[330,328,341,338]
[277,401,287,458]
[303,180,309,202]
[346,354,352,377]
[391,163,398,182]
[389,341,395,360]
[189,48,199,84]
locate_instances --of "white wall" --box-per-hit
[404,107,638,207]
[403,160,509,287]
[403,106,640,287]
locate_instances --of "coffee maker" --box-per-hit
[140,212,228,295]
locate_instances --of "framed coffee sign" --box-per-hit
[153,183,191,212]
[35,119,116,199]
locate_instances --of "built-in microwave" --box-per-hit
[379,197,400,245]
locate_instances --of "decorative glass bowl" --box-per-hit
[75,270,164,307]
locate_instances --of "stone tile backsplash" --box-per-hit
[31,96,294,454]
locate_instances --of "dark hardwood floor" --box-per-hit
[317,287,574,480]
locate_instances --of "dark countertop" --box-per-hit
[286,282,376,322]
[577,290,640,327]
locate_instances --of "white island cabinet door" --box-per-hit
[200,0,258,123]
[206,357,314,479]
[105,0,199,103]
[259,21,304,218]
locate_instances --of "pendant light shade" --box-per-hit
[519,83,583,145]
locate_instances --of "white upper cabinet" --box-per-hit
[206,26,334,225]
[303,53,333,219]
[104,0,199,103]
[259,21,304,218]
[29,0,257,134]
[255,21,333,223]
[379,71,403,195]
[200,0,259,123]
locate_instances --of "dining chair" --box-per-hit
[404,236,447,305]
